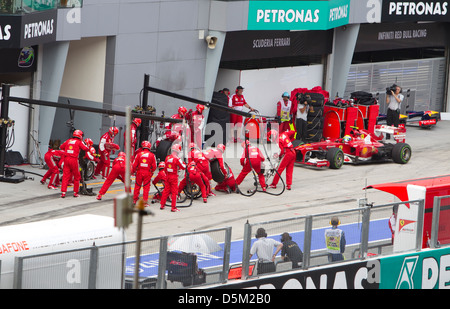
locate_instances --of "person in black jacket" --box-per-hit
[206,90,230,145]
[274,232,303,269]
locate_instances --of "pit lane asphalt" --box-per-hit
[1,121,449,242]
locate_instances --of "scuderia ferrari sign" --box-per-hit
[382,0,450,22]
[248,0,350,30]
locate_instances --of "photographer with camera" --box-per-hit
[295,93,312,143]
[386,84,404,127]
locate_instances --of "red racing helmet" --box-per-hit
[133,118,142,127]
[285,130,296,140]
[171,143,182,153]
[141,141,151,150]
[196,104,205,113]
[118,151,126,158]
[241,140,250,148]
[217,144,226,153]
[267,129,278,143]
[158,162,165,169]
[73,130,84,139]
[178,106,187,116]
[109,126,119,137]
[84,138,93,147]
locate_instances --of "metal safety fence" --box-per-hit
[12,227,231,289]
[10,199,428,289]
[240,199,425,279]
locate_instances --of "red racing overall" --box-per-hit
[41,148,64,189]
[189,149,212,180]
[60,137,90,197]
[132,149,157,204]
[190,105,205,148]
[152,167,167,201]
[230,93,246,125]
[95,129,119,178]
[204,147,227,176]
[236,144,266,190]
[124,119,140,160]
[204,147,236,193]
[215,166,237,193]
[160,153,186,211]
[270,130,296,189]
[97,154,126,199]
[178,161,208,202]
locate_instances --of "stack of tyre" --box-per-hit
[291,86,329,143]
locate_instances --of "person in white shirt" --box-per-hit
[250,228,283,275]
[295,94,311,143]
[386,85,404,127]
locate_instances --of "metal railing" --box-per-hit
[9,199,428,289]
[240,199,425,279]
[12,227,231,289]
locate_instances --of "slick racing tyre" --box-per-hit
[326,147,344,169]
[392,143,412,164]
[155,139,173,162]
[85,161,95,180]
[183,182,202,199]
[210,159,230,183]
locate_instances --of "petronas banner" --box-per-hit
[380,247,450,289]
[248,0,350,30]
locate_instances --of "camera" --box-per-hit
[297,93,312,105]
[386,84,398,94]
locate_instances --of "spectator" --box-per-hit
[249,228,283,275]
[274,232,303,269]
[324,216,346,262]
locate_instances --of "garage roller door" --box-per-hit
[344,57,446,113]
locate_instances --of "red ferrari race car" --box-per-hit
[293,124,411,169]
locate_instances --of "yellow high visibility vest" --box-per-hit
[325,228,343,253]
[279,100,292,122]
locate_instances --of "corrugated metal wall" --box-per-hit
[344,58,446,113]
